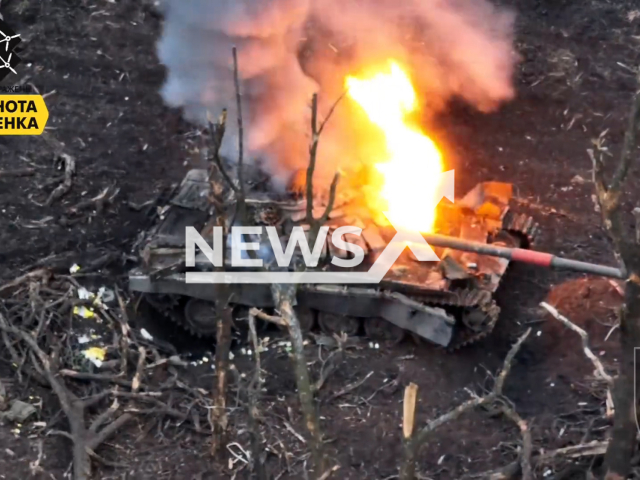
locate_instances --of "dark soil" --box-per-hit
[0,0,639,479]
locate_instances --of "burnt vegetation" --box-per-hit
[0,1,640,480]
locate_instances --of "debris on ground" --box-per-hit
[0,400,37,424]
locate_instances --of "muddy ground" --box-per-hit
[0,0,639,479]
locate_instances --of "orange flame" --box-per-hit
[345,61,444,233]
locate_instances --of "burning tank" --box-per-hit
[128,167,540,350]
[129,60,626,349]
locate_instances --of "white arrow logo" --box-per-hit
[186,170,455,284]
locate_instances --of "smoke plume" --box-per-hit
[157,0,517,186]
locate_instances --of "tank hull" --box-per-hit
[128,169,538,348]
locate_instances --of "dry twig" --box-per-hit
[328,371,373,401]
[0,273,201,480]
[131,346,147,393]
[67,185,119,215]
[465,440,608,479]
[499,403,532,480]
[0,168,36,178]
[249,307,289,327]
[232,45,247,221]
[400,328,531,480]
[0,268,50,294]
[540,302,613,385]
[318,465,341,480]
[306,93,341,246]
[46,154,76,206]
[0,312,133,480]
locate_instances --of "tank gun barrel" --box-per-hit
[422,233,626,279]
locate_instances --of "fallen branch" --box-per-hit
[0,168,36,178]
[465,440,609,479]
[67,185,119,215]
[131,346,146,393]
[499,402,532,480]
[317,465,341,480]
[0,312,133,480]
[540,302,613,385]
[46,154,76,206]
[58,369,134,388]
[418,328,530,443]
[400,328,531,480]
[312,348,343,393]
[0,274,202,480]
[0,268,51,294]
[328,371,373,401]
[249,307,289,327]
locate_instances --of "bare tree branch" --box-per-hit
[306,93,320,227]
[249,307,289,327]
[247,311,266,480]
[45,154,76,206]
[465,440,609,480]
[589,70,640,480]
[317,90,347,137]
[206,109,237,194]
[205,46,248,458]
[131,346,146,393]
[272,283,326,473]
[306,94,341,247]
[499,403,532,480]
[0,311,133,480]
[400,329,531,480]
[318,173,340,226]
[633,207,640,244]
[211,304,233,456]
[418,328,531,443]
[232,45,246,210]
[540,302,614,385]
[609,74,640,194]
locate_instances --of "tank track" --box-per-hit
[501,210,539,247]
[420,289,500,351]
[142,288,499,350]
[143,294,260,339]
[143,293,198,335]
[451,311,499,350]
